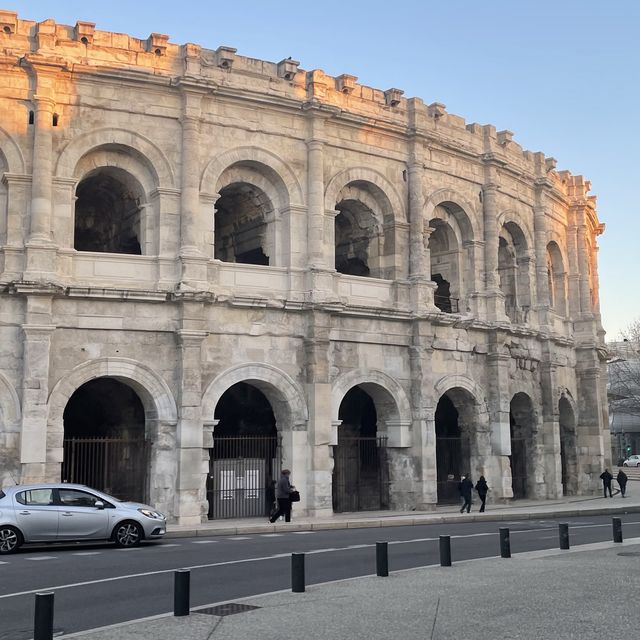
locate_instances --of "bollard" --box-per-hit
[291,552,305,592]
[499,528,511,558]
[376,542,389,577]
[612,517,623,543]
[559,523,570,550]
[34,592,54,640]
[173,569,190,617]
[439,535,452,567]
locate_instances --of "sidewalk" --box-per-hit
[63,537,640,639]
[167,487,640,538]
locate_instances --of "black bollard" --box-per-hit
[559,523,570,550]
[292,552,305,592]
[376,542,389,577]
[173,569,190,617]
[34,592,54,640]
[613,517,623,543]
[499,528,511,558]
[439,535,452,567]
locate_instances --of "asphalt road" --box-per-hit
[1,514,639,639]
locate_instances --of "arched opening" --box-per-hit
[547,241,567,315]
[61,378,148,502]
[559,396,578,496]
[74,167,144,254]
[428,217,461,313]
[509,392,535,499]
[214,183,272,265]
[332,386,389,512]
[434,390,479,504]
[208,382,280,519]
[334,181,395,279]
[498,223,531,323]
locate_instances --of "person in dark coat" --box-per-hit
[269,469,295,523]
[458,475,474,513]
[600,469,613,498]
[475,476,489,512]
[617,469,628,498]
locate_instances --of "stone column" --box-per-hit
[29,95,55,245]
[304,311,333,517]
[177,85,208,289]
[575,209,592,317]
[306,116,325,269]
[533,195,550,326]
[481,160,507,321]
[486,331,512,499]
[566,208,581,318]
[19,296,55,483]
[174,327,208,524]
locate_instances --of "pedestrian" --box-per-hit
[475,475,489,512]
[458,474,473,514]
[268,469,295,523]
[600,468,613,498]
[617,469,628,498]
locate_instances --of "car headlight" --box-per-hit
[138,508,165,520]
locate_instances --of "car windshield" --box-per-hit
[0,490,5,500]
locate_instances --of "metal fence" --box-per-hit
[61,436,149,503]
[332,436,389,513]
[207,435,281,519]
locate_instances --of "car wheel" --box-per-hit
[113,521,143,548]
[0,526,22,554]
[624,463,628,467]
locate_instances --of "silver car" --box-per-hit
[0,483,166,554]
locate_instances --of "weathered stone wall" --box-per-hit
[0,11,609,523]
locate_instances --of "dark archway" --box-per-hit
[435,393,472,504]
[333,386,388,512]
[559,397,578,496]
[209,382,279,519]
[74,167,143,254]
[509,392,535,499]
[214,183,272,265]
[62,378,148,501]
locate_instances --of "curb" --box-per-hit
[164,504,640,539]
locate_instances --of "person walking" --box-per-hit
[475,476,489,512]
[600,468,613,498]
[617,469,628,498]
[269,469,295,523]
[458,475,474,514]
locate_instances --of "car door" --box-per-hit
[56,488,111,540]
[13,488,60,542]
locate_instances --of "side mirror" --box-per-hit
[95,501,105,510]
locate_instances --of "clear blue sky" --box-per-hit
[6,1,639,338]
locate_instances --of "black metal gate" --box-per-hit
[207,435,281,519]
[332,436,389,512]
[510,437,528,499]
[436,436,464,504]
[61,436,150,502]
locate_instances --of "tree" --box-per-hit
[608,319,640,419]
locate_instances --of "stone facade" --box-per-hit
[0,12,610,524]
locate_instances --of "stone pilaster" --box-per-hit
[174,322,208,525]
[304,310,333,517]
[486,331,512,499]
[575,208,593,318]
[305,113,326,270]
[19,295,55,483]
[533,179,551,327]
[409,320,436,508]
[539,344,562,499]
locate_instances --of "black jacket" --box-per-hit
[617,471,628,486]
[475,479,489,497]
[600,470,613,484]
[276,474,292,499]
[458,478,473,499]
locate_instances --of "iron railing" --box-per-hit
[434,294,459,314]
[332,436,389,513]
[62,436,149,502]
[207,435,281,520]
